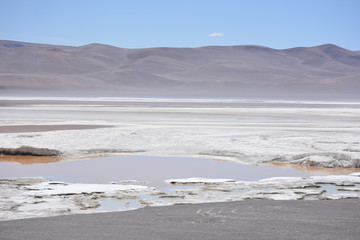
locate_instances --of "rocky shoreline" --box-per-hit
[0,146,62,156]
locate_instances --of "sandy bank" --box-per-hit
[1,199,359,240]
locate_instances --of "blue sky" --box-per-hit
[0,0,359,50]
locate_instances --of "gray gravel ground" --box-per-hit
[1,199,360,240]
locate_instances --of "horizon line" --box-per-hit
[0,39,357,52]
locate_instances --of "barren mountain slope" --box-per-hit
[0,40,359,99]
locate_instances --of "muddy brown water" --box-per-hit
[0,155,63,164]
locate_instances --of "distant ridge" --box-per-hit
[0,40,359,100]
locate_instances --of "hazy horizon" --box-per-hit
[1,39,358,51]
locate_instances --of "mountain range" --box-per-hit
[0,40,359,100]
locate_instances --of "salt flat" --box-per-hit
[1,97,360,220]
[1,97,360,167]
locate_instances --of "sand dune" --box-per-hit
[0,40,359,99]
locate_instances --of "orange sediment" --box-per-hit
[0,155,63,165]
[263,162,360,176]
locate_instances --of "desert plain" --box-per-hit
[1,40,360,239]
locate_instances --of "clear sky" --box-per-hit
[0,0,359,50]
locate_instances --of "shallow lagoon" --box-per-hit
[0,155,310,187]
[2,155,359,189]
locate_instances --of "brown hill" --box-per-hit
[0,40,359,100]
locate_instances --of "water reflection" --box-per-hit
[1,155,359,189]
